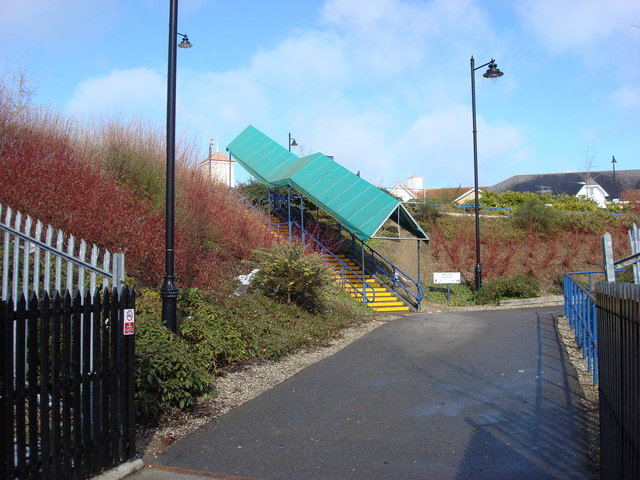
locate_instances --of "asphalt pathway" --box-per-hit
[136,307,596,480]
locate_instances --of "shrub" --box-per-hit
[251,242,331,312]
[474,190,600,212]
[408,201,442,224]
[178,288,258,371]
[511,197,561,235]
[475,275,540,304]
[0,87,272,292]
[425,282,475,306]
[134,289,213,422]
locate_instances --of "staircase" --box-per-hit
[262,206,414,313]
[325,254,410,313]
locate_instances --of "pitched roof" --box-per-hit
[489,170,640,197]
[227,125,429,242]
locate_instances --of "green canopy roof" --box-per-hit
[227,125,428,243]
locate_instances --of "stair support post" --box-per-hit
[287,185,292,244]
[361,245,367,304]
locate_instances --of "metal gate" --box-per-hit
[1,287,136,480]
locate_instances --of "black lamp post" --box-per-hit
[288,132,298,152]
[611,155,617,201]
[162,0,192,332]
[470,56,503,291]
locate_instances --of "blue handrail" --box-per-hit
[343,232,424,310]
[563,272,598,383]
[405,202,640,218]
[271,220,377,304]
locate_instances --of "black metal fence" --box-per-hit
[1,287,136,480]
[596,281,640,480]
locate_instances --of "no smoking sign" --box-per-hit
[123,309,135,335]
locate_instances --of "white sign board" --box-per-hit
[433,272,461,284]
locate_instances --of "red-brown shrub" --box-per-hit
[0,105,272,294]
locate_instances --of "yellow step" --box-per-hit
[367,301,406,307]
[371,306,410,312]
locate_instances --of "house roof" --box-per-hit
[200,151,233,164]
[489,170,640,197]
[389,181,417,200]
[227,125,429,243]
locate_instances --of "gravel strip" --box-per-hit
[555,314,599,470]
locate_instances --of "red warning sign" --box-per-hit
[123,309,135,335]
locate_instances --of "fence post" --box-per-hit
[630,224,640,284]
[113,253,125,295]
[602,232,615,282]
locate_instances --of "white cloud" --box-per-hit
[321,0,494,77]
[66,67,165,120]
[514,0,638,55]
[609,86,640,110]
[0,0,117,42]
[397,104,528,186]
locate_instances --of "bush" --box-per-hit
[251,242,331,312]
[407,201,442,224]
[511,197,561,235]
[178,288,258,372]
[475,275,540,304]
[425,282,475,306]
[476,190,600,212]
[134,289,213,422]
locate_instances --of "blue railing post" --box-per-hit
[563,271,601,384]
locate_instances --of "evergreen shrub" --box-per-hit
[425,283,475,306]
[511,197,561,234]
[475,275,540,304]
[134,289,212,422]
[251,242,330,312]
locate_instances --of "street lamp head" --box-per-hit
[290,138,298,147]
[612,155,617,165]
[483,60,504,79]
[178,33,193,48]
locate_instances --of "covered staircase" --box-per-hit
[227,125,428,313]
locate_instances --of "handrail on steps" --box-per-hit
[342,232,423,310]
[270,220,376,304]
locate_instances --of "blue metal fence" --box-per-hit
[563,272,599,383]
[406,202,640,218]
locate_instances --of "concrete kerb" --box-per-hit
[90,459,144,480]
[499,295,564,307]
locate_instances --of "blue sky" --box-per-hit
[1,0,638,189]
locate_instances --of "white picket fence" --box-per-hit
[0,203,124,307]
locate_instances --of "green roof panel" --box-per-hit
[227,125,428,242]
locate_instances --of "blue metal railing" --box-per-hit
[563,272,599,383]
[405,203,516,216]
[263,189,422,308]
[271,219,376,304]
[406,202,640,218]
[343,233,424,310]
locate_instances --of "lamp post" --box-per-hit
[288,133,298,152]
[470,56,503,291]
[611,155,617,201]
[162,0,192,332]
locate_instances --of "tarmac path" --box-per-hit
[135,307,596,480]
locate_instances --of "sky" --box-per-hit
[1,0,639,189]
